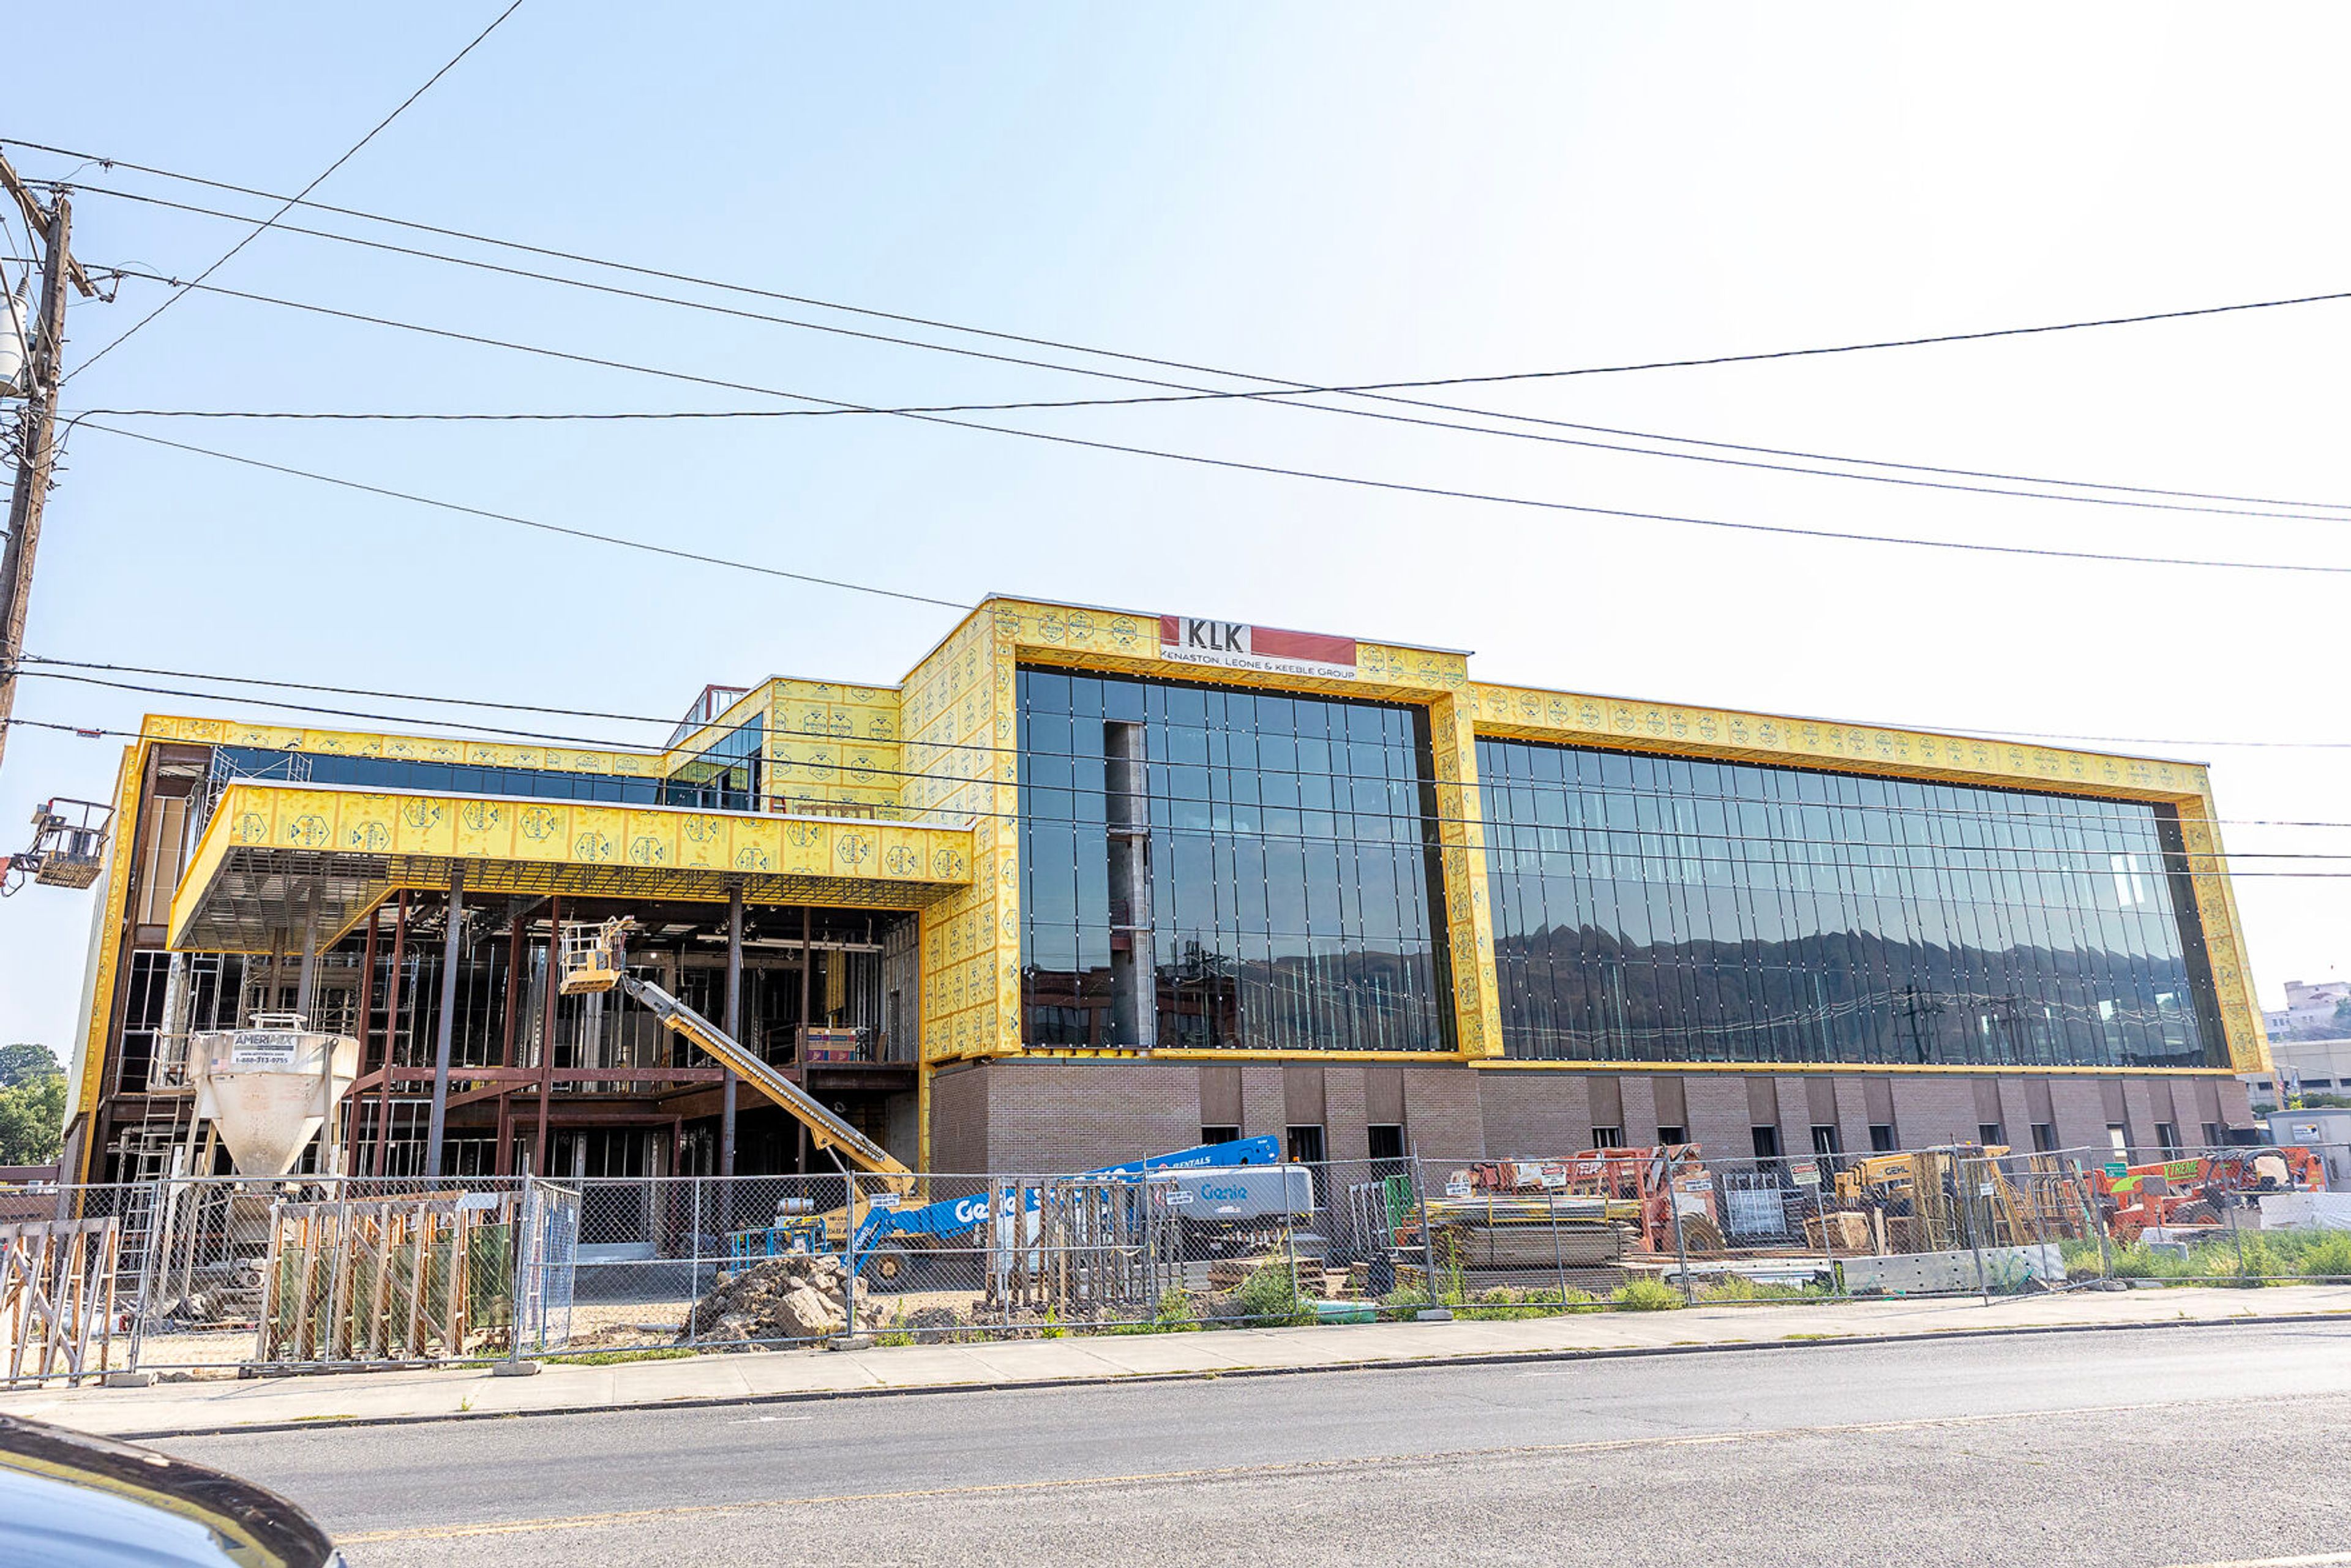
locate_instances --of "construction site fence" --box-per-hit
[5,1141,2350,1383]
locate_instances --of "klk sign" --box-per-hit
[1158,615,1358,680]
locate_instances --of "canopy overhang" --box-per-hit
[169,782,975,953]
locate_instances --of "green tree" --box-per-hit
[0,1073,66,1165]
[0,1043,62,1088]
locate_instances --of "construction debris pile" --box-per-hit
[680,1253,861,1347]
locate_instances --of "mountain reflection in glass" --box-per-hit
[1018,667,1452,1052]
[1478,738,2225,1068]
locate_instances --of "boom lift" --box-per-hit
[558,918,915,1200]
[560,919,1286,1288]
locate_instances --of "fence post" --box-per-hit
[1412,1155,1449,1319]
[2081,1160,2113,1284]
[1967,1155,1990,1305]
[1813,1169,1835,1296]
[842,1170,860,1341]
[494,1174,539,1376]
[1669,1158,1694,1305]
[688,1176,703,1351]
[1547,1172,1567,1309]
[1286,1206,1303,1321]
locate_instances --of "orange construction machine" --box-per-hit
[1464,1145,1721,1253]
[2093,1146,2323,1239]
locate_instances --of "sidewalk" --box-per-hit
[7,1284,2348,1440]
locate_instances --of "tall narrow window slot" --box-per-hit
[1104,718,1155,1049]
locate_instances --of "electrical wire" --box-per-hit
[23,135,2351,452]
[21,650,2351,763]
[67,422,969,611]
[50,182,2351,525]
[61,0,527,384]
[72,390,2351,587]
[15,703,2351,880]
[16,662,2351,855]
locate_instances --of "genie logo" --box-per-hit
[1201,1183,1248,1202]
[951,1195,991,1225]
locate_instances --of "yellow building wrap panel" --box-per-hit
[170,782,975,953]
[1427,691,1503,1059]
[70,743,148,1135]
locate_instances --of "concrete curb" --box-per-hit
[109,1305,2351,1443]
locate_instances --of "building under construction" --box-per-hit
[56,593,2272,1186]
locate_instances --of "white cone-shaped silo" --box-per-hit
[187,1025,360,1177]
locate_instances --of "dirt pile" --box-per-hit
[680,1253,861,1347]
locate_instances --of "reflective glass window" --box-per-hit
[1018,668,1452,1052]
[1479,738,2226,1070]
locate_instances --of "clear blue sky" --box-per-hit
[5,4,2348,1051]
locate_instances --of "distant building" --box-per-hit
[2262,979,2351,1041]
[2245,1035,2351,1113]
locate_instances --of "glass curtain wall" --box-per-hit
[1478,738,2226,1068]
[661,716,764,812]
[215,746,664,805]
[1019,667,1452,1052]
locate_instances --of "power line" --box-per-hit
[72,388,2351,588]
[13,698,2351,877]
[69,422,970,612]
[24,135,2351,406]
[19,705,2351,881]
[21,650,2351,763]
[50,182,2351,525]
[17,661,2351,852]
[61,0,527,383]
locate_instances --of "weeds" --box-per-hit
[1699,1274,1820,1304]
[1235,1262,1317,1327]
[1613,1278,1685,1312]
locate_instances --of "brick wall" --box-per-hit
[1682,1076,1755,1161]
[962,1060,1199,1172]
[1476,1071,1592,1156]
[1831,1076,1873,1154]
[2047,1077,2112,1153]
[1324,1068,1370,1162]
[1401,1065,1485,1162]
[1240,1066,1285,1145]
[931,1057,2259,1171]
[1619,1076,1662,1146]
[928,1062,989,1174]
[1888,1078,1981,1147]
[2120,1078,2161,1153]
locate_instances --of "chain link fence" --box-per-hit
[7,1139,2351,1382]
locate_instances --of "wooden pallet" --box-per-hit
[0,1218,118,1384]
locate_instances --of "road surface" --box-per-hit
[159,1321,2351,1566]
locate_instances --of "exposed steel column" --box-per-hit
[343,902,379,1168]
[532,895,561,1176]
[797,904,813,1175]
[495,907,525,1176]
[372,891,408,1177]
[721,885,742,1179]
[424,866,467,1176]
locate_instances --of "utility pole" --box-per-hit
[0,153,99,782]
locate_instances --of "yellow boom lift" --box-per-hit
[558,919,914,1228]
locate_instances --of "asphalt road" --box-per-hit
[162,1321,2351,1567]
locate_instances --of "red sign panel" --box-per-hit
[1158,616,1357,679]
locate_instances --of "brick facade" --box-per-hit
[924,1060,2260,1172]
